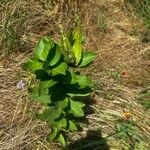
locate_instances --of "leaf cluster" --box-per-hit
[23,26,96,146]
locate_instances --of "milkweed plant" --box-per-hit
[23,24,96,147]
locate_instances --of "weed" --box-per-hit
[23,25,96,147]
[127,0,150,42]
[114,120,147,150]
[127,0,150,29]
[137,87,150,110]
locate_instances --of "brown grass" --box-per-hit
[0,0,150,149]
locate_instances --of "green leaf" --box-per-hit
[31,94,51,105]
[65,71,92,88]
[60,27,72,53]
[64,71,78,84]
[72,26,82,66]
[52,62,68,76]
[34,69,50,80]
[47,127,58,141]
[49,83,66,101]
[79,51,96,67]
[57,134,66,147]
[38,107,62,124]
[49,43,62,66]
[39,80,57,95]
[55,98,68,110]
[22,58,43,73]
[35,37,54,61]
[69,71,78,84]
[55,117,67,129]
[68,120,77,131]
[69,99,85,117]
[76,75,92,89]
[45,69,52,75]
[29,86,51,104]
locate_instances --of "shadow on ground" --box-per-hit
[67,129,110,150]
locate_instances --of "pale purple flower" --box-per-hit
[16,80,25,89]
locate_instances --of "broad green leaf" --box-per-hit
[69,99,85,117]
[38,107,62,124]
[79,51,96,67]
[30,94,51,105]
[67,86,92,97]
[72,26,82,66]
[22,58,43,73]
[29,86,51,104]
[56,134,66,147]
[49,43,62,66]
[64,71,78,84]
[35,37,54,61]
[55,98,68,110]
[47,127,58,141]
[55,117,67,129]
[76,75,92,89]
[39,80,57,95]
[34,69,50,81]
[52,62,68,76]
[68,120,77,131]
[65,71,92,88]
[68,71,79,84]
[48,83,66,102]
[45,69,52,75]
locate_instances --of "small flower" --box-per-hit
[16,80,25,89]
[123,111,132,120]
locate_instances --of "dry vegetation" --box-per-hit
[0,0,150,150]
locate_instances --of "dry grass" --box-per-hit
[0,53,58,150]
[0,0,150,150]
